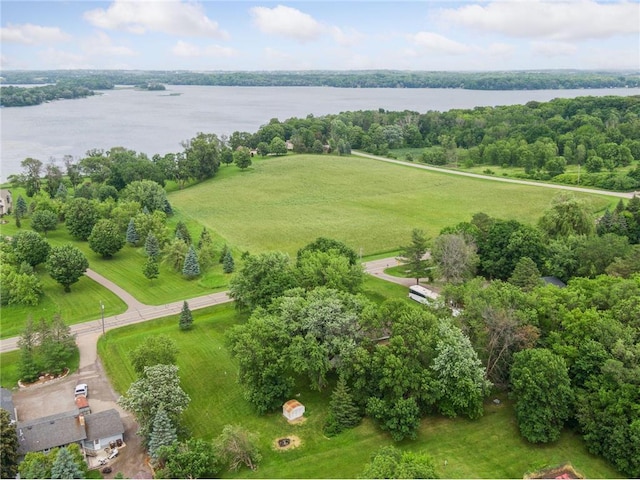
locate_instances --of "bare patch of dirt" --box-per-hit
[273,435,302,451]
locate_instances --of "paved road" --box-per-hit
[352,150,637,199]
[0,259,410,354]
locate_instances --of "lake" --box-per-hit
[2,85,639,182]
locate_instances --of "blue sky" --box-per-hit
[1,1,639,71]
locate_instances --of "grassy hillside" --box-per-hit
[169,155,615,257]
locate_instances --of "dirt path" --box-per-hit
[352,150,637,199]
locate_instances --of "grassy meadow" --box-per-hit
[94,277,621,479]
[169,155,616,257]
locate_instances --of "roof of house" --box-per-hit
[84,409,124,441]
[1,388,15,422]
[283,399,303,412]
[17,410,86,455]
[541,276,567,288]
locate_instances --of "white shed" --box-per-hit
[282,399,305,421]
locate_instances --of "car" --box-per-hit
[74,383,88,397]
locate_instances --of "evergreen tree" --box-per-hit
[1,408,19,479]
[145,232,161,260]
[219,244,229,264]
[223,250,235,273]
[179,301,193,331]
[126,218,139,245]
[197,227,212,249]
[398,228,431,283]
[324,377,362,436]
[55,183,68,202]
[15,215,21,228]
[148,407,177,462]
[15,195,28,219]
[143,256,160,283]
[50,447,84,479]
[174,221,192,245]
[163,199,173,216]
[508,257,542,291]
[182,245,200,279]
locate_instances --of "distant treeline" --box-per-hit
[0,82,102,107]
[2,69,639,92]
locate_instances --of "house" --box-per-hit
[0,189,12,216]
[17,408,124,456]
[282,399,305,421]
[285,140,294,151]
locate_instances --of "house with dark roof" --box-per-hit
[1,388,16,422]
[17,408,124,456]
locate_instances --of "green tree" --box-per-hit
[216,425,262,472]
[510,348,573,443]
[145,231,161,259]
[174,221,192,245]
[361,446,438,479]
[431,319,491,419]
[182,132,222,180]
[148,407,177,462]
[295,249,363,293]
[118,364,190,441]
[20,157,43,197]
[234,147,252,169]
[398,228,430,283]
[182,245,200,279]
[538,193,595,238]
[126,218,139,245]
[130,335,178,377]
[366,396,421,442]
[121,180,168,212]
[30,209,58,236]
[323,376,362,436]
[50,446,84,479]
[19,451,54,479]
[223,250,235,273]
[44,163,64,199]
[297,237,359,266]
[508,256,543,291]
[88,219,125,258]
[269,137,288,156]
[47,244,89,292]
[64,197,98,240]
[15,194,28,219]
[179,301,193,331]
[12,230,50,267]
[228,251,296,311]
[143,255,160,283]
[156,438,220,479]
[0,409,19,479]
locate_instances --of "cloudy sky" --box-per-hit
[1,0,639,71]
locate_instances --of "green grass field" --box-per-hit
[94,278,621,479]
[169,155,616,257]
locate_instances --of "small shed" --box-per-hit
[282,399,305,421]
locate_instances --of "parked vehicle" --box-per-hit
[74,383,88,397]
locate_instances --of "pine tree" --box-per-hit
[182,245,200,279]
[55,183,68,202]
[126,218,139,245]
[179,301,193,331]
[508,256,542,291]
[143,256,160,283]
[50,446,85,479]
[148,407,177,462]
[219,244,229,264]
[163,199,173,215]
[15,195,28,218]
[174,221,192,245]
[323,377,362,436]
[15,215,21,228]
[223,250,235,273]
[197,227,212,249]
[145,232,160,260]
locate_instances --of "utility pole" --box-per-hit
[100,301,105,335]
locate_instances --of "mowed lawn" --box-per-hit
[169,155,616,256]
[97,290,621,479]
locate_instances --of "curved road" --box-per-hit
[352,151,637,199]
[0,258,412,356]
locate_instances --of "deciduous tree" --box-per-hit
[361,446,438,479]
[30,209,58,236]
[64,198,98,240]
[47,244,89,292]
[0,408,19,479]
[156,438,219,479]
[215,425,262,472]
[88,219,125,258]
[130,335,178,377]
[431,233,478,283]
[12,230,50,267]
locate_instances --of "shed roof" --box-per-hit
[84,409,124,441]
[17,411,86,455]
[283,399,303,412]
[541,276,567,288]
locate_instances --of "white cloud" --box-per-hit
[1,23,71,45]
[329,26,365,47]
[250,5,324,42]
[83,31,136,57]
[171,40,236,57]
[84,0,229,38]
[439,0,640,41]
[38,48,87,69]
[531,41,578,57]
[486,43,516,57]
[409,32,471,55]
